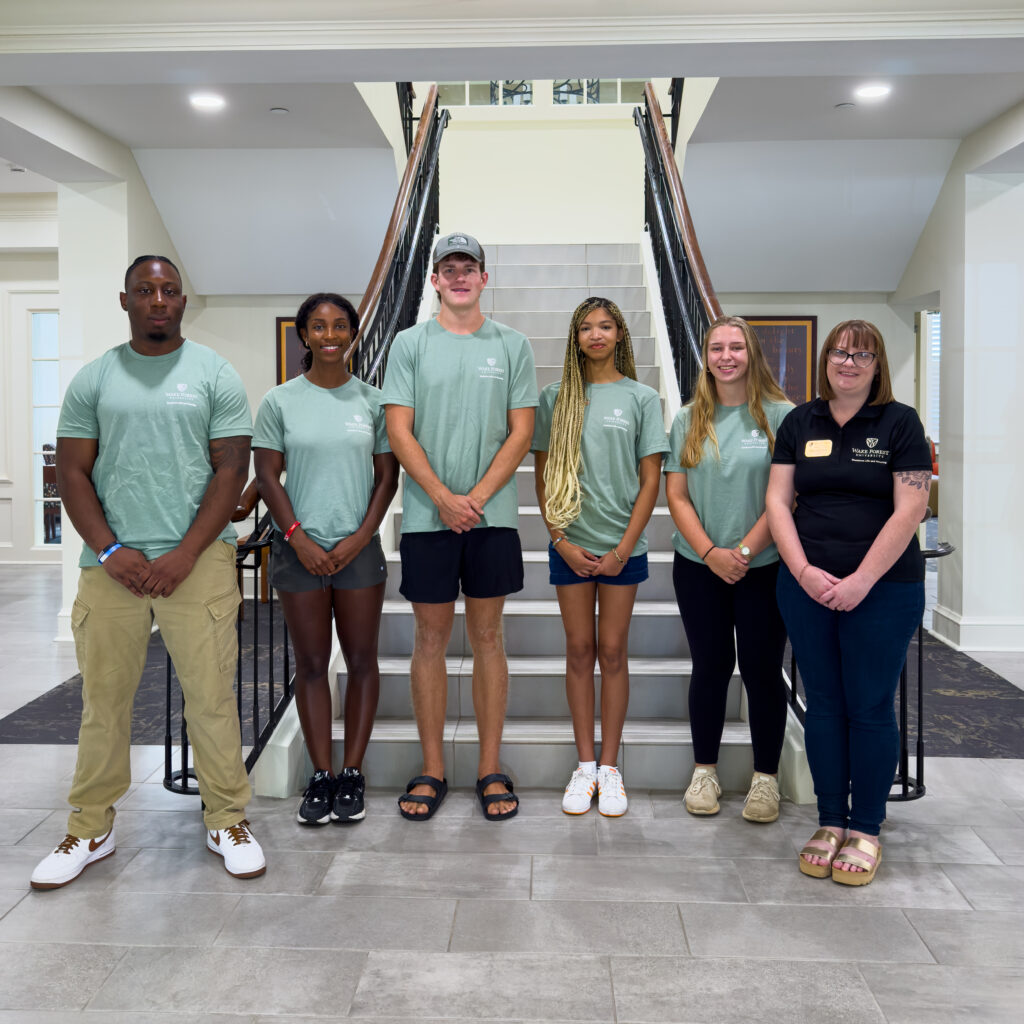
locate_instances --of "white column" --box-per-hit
[931,172,1024,650]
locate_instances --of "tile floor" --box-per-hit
[1,565,1023,1022]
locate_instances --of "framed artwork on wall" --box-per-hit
[275,317,303,385]
[744,315,818,404]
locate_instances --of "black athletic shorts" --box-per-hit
[398,527,524,603]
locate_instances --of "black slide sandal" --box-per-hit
[398,775,448,821]
[476,773,519,821]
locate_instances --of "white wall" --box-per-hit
[717,292,917,405]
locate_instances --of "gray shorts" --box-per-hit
[270,532,387,593]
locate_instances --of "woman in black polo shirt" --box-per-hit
[766,320,931,886]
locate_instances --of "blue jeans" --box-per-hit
[776,564,923,835]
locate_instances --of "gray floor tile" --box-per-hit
[115,782,204,813]
[0,810,51,846]
[348,951,614,1021]
[682,902,933,962]
[884,795,1024,828]
[0,891,26,919]
[87,946,365,1015]
[533,855,744,903]
[610,956,885,1023]
[0,891,239,945]
[0,781,75,810]
[905,908,1024,966]
[318,852,532,899]
[107,845,331,895]
[860,964,1024,1024]
[736,858,971,909]
[323,815,599,856]
[598,815,796,860]
[451,899,688,955]
[921,756,1024,800]
[939,863,1024,910]
[972,825,1024,865]
[217,893,455,950]
[0,941,128,1011]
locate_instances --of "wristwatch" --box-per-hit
[738,544,751,557]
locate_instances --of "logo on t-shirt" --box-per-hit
[603,409,630,431]
[165,382,199,407]
[346,413,372,436]
[478,357,505,381]
[851,435,890,463]
[741,427,769,450]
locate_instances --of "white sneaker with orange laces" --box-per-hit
[207,820,266,878]
[562,765,598,814]
[597,765,628,817]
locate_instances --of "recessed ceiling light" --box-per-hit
[190,92,226,112]
[854,83,891,101]
[270,106,289,115]
[9,165,25,172]
[834,102,855,109]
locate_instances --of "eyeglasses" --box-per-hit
[828,349,877,368]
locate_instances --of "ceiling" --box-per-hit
[2,1,1024,294]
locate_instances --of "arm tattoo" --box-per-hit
[895,470,931,491]
[209,435,251,475]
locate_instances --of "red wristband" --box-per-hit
[283,521,301,543]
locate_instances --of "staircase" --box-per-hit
[331,242,761,794]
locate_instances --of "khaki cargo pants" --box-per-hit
[67,540,251,836]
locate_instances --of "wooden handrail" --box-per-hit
[347,84,439,361]
[644,82,723,322]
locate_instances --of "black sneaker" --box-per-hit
[297,770,334,825]
[331,766,366,822]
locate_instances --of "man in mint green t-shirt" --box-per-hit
[30,256,265,892]
[383,232,538,821]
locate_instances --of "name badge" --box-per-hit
[804,439,833,458]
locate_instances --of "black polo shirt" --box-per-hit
[772,398,931,583]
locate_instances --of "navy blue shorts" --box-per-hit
[400,527,524,603]
[548,542,648,586]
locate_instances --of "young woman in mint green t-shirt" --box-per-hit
[533,297,669,818]
[665,316,792,823]
[254,293,398,828]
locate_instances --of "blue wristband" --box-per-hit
[97,542,122,564]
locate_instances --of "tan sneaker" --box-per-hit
[684,766,721,815]
[742,772,780,823]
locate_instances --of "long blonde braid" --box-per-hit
[544,297,639,529]
[680,315,789,468]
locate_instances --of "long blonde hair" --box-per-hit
[544,297,639,529]
[680,315,789,468]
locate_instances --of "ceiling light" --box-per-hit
[854,83,891,101]
[9,165,25,172]
[834,102,855,109]
[270,107,289,115]
[190,92,226,112]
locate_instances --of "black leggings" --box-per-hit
[672,554,788,773]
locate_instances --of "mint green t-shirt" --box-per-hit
[665,399,793,567]
[381,317,539,533]
[57,340,253,566]
[533,378,669,557]
[253,375,390,547]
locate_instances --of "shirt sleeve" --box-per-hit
[371,391,391,455]
[380,332,416,408]
[56,363,100,439]
[663,408,689,474]
[531,385,555,452]
[209,361,254,439]
[636,387,670,461]
[771,405,800,465]
[889,404,932,472]
[507,333,540,410]
[252,391,284,452]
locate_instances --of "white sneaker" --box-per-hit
[742,772,781,823]
[684,766,721,815]
[562,766,598,815]
[597,765,628,817]
[30,828,115,890]
[207,819,266,878]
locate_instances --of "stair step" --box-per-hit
[488,285,648,312]
[490,243,640,266]
[488,264,644,288]
[340,653,740,720]
[333,718,755,790]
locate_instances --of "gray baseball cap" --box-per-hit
[432,231,485,267]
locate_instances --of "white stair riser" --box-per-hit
[490,285,648,312]
[491,243,640,265]
[488,264,644,288]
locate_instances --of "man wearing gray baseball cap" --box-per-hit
[382,231,538,821]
